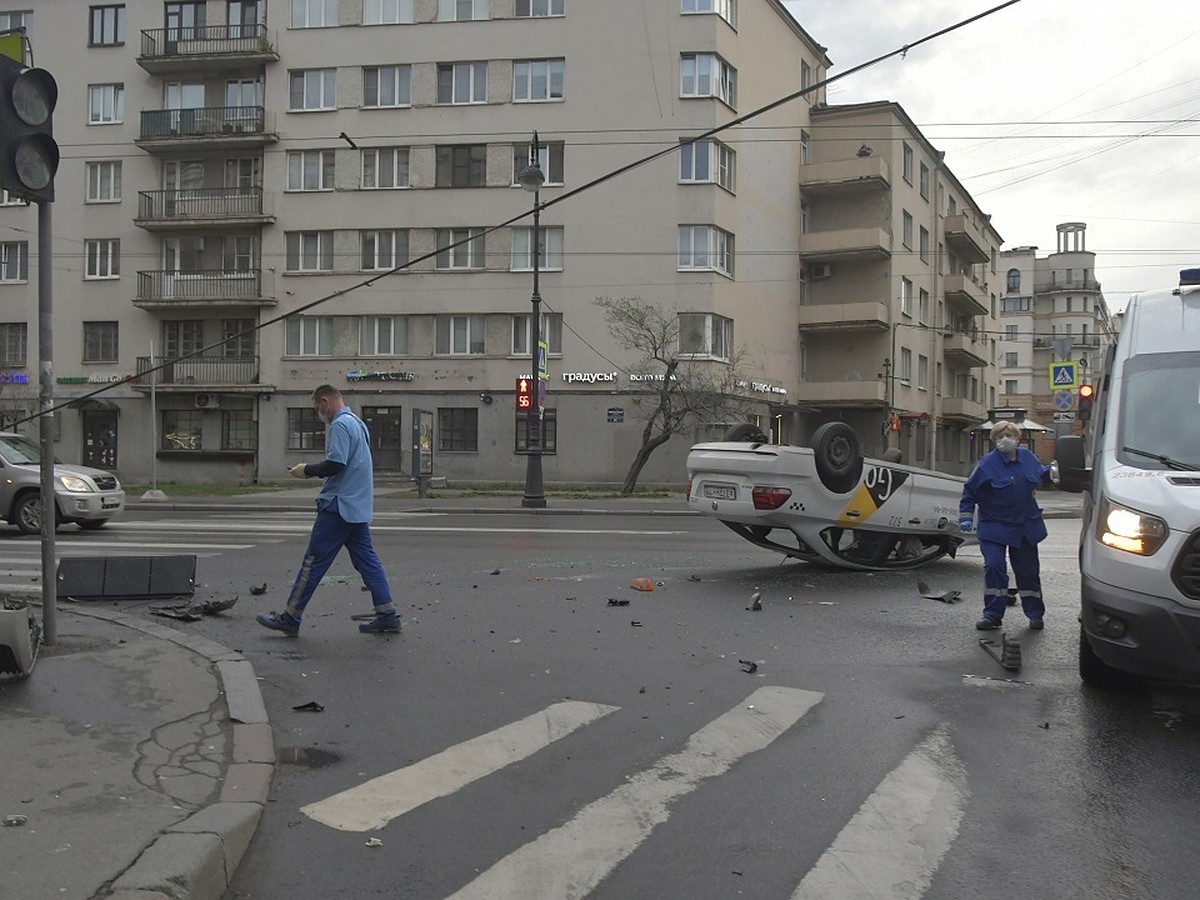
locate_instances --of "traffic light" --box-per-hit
[0,53,58,203]
[1078,383,1095,422]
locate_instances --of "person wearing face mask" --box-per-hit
[256,384,400,636]
[958,420,1053,631]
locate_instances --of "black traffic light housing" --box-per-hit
[0,53,58,203]
[1078,383,1095,422]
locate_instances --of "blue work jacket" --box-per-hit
[959,447,1052,546]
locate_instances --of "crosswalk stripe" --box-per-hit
[447,685,823,900]
[301,700,621,833]
[789,726,966,900]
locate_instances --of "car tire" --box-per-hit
[1078,624,1128,689]
[811,421,863,494]
[78,519,108,531]
[13,493,48,536]
[724,423,770,443]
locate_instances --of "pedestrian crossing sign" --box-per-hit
[1049,362,1077,390]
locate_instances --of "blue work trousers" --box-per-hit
[980,537,1044,622]
[285,508,395,620]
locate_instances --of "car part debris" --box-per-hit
[630,620,642,627]
[630,577,654,591]
[249,583,267,595]
[0,596,40,677]
[916,579,963,603]
[747,592,762,611]
[365,837,383,847]
[979,632,1022,671]
[292,701,325,712]
[150,594,238,621]
[739,659,759,674]
[3,815,29,827]
[607,598,630,607]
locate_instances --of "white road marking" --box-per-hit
[109,521,686,536]
[790,726,967,900]
[302,700,621,833]
[447,685,823,900]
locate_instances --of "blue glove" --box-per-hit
[958,516,973,533]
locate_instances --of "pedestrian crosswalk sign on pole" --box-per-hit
[1049,362,1077,390]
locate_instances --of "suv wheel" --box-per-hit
[13,493,61,536]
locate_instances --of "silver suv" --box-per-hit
[0,432,125,534]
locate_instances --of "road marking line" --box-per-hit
[790,726,967,900]
[105,521,685,536]
[302,700,621,833]
[447,685,823,900]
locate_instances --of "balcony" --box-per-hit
[943,273,988,316]
[134,356,261,390]
[792,379,886,409]
[943,329,986,368]
[1036,278,1103,294]
[941,396,987,424]
[135,269,273,309]
[138,24,279,74]
[135,187,274,230]
[799,227,891,261]
[799,156,890,195]
[137,107,277,152]
[798,300,889,332]
[943,214,990,264]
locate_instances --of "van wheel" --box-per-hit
[811,422,863,494]
[724,423,769,444]
[1078,625,1126,689]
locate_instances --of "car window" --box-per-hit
[0,435,41,465]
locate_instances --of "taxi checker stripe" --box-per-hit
[301,700,620,832]
[447,686,823,900]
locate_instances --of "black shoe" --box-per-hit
[975,617,1002,631]
[359,613,401,634]
[1028,618,1044,630]
[257,611,300,636]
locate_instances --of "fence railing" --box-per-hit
[140,23,272,59]
[136,269,263,302]
[140,106,265,140]
[136,356,259,386]
[137,187,264,220]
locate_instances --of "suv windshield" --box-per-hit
[1116,351,1200,470]
[0,434,41,466]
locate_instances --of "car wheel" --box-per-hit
[1078,624,1127,689]
[78,519,108,531]
[13,493,43,535]
[724,423,770,443]
[811,421,863,494]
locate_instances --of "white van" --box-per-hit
[1054,269,1200,686]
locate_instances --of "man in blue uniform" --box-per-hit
[959,420,1052,631]
[257,384,400,636]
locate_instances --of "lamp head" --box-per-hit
[518,162,544,192]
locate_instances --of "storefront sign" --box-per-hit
[346,369,417,382]
[562,371,618,384]
[56,373,126,385]
[736,379,789,395]
[0,371,29,384]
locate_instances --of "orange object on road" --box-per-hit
[630,577,654,592]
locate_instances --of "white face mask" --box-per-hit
[996,437,1019,454]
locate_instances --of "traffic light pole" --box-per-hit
[38,199,56,645]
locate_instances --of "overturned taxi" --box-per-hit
[686,422,972,570]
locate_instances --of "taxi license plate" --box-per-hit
[702,483,737,500]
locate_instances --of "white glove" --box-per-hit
[289,463,308,479]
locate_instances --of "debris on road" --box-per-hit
[916,579,963,603]
[365,837,383,848]
[747,591,762,611]
[292,701,325,712]
[150,594,238,621]
[249,583,267,595]
[739,659,759,674]
[607,598,630,607]
[3,815,28,827]
[630,577,655,592]
[979,632,1022,671]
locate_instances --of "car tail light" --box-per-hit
[752,486,791,510]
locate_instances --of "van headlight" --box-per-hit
[1096,497,1168,555]
[56,474,93,493]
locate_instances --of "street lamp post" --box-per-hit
[518,132,546,508]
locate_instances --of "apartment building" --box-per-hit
[0,1,1011,486]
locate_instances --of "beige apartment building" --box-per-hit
[0,0,1012,485]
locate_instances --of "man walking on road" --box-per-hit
[257,384,401,636]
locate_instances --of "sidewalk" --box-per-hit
[0,607,272,900]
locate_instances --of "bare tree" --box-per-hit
[596,296,755,494]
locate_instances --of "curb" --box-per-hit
[67,607,273,900]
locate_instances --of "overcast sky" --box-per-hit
[781,0,1200,312]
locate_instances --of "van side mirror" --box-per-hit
[1052,435,1090,493]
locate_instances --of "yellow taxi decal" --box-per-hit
[835,466,909,527]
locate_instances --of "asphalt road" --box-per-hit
[9,509,1196,899]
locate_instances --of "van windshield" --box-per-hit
[1116,351,1200,470]
[0,434,42,466]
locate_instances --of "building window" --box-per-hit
[1006,268,1020,292]
[800,59,811,91]
[285,316,333,356]
[799,129,810,164]
[902,143,913,183]
[438,407,478,451]
[1005,325,1018,341]
[364,0,414,24]
[436,62,487,104]
[285,231,334,272]
[287,407,325,450]
[510,226,563,271]
[512,312,562,355]
[919,226,929,262]
[1004,351,1019,367]
[1005,379,1018,395]
[88,84,124,124]
[919,288,930,324]
[681,0,736,28]
[362,147,410,189]
[679,139,735,192]
[85,239,120,279]
[900,277,913,317]
[0,243,29,282]
[0,322,27,366]
[515,407,556,454]
[163,320,204,358]
[899,347,912,384]
[222,410,256,451]
[435,144,487,187]
[360,315,408,355]
[360,229,409,271]
[512,141,564,185]
[220,319,254,357]
[513,59,564,102]
[83,321,119,362]
[678,225,734,277]
[291,0,337,27]
[363,65,411,107]
[162,410,202,451]
[85,161,121,202]
[901,210,913,248]
[516,0,562,16]
[439,0,489,20]
[1001,296,1031,313]
[435,314,485,355]
[919,162,929,199]
[89,5,125,46]
[289,69,336,110]
[678,312,732,360]
[435,228,485,269]
[680,53,737,107]
[286,150,335,191]
[918,354,929,390]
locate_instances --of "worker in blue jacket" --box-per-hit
[959,420,1053,631]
